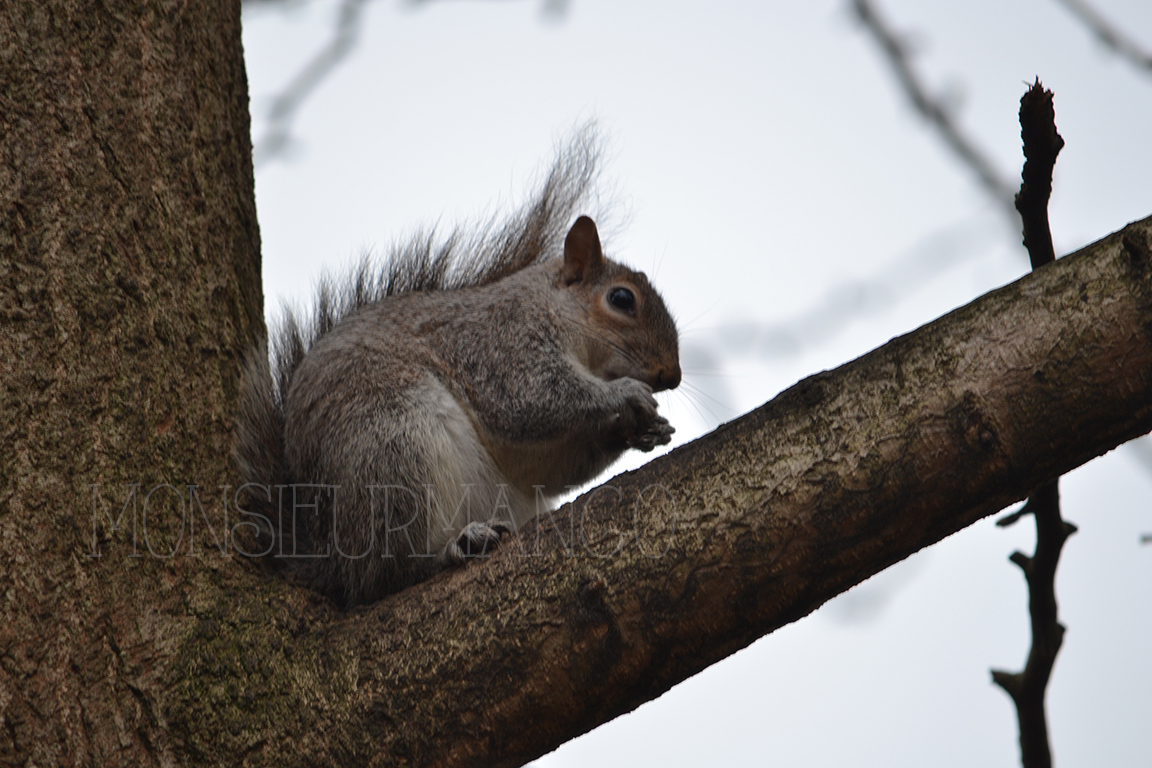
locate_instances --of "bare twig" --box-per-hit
[850,0,1019,224]
[1052,0,1152,74]
[991,82,1072,768]
[992,483,1077,768]
[252,0,371,167]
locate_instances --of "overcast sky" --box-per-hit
[242,1,1152,764]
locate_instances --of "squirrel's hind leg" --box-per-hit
[404,378,535,564]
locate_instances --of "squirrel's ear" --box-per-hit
[561,216,605,285]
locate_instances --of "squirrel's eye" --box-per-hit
[608,287,635,312]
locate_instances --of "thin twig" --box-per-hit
[992,483,1077,768]
[850,0,1019,225]
[990,82,1073,768]
[1052,0,1152,74]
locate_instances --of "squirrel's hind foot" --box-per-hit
[439,520,515,565]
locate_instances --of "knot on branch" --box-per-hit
[991,668,1024,700]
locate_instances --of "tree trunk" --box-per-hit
[1,0,261,764]
[3,3,1152,767]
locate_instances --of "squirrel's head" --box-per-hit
[560,216,681,392]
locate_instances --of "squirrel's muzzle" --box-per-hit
[652,365,682,392]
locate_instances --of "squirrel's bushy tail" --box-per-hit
[233,338,288,557]
[233,127,603,555]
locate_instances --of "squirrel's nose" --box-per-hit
[654,365,681,392]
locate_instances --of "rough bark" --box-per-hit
[3,3,1152,768]
[0,0,261,764]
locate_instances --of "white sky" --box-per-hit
[242,1,1152,765]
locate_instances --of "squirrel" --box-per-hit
[234,138,681,607]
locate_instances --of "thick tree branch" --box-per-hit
[174,215,1152,767]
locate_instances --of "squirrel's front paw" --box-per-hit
[439,519,514,566]
[614,378,675,452]
[628,414,675,452]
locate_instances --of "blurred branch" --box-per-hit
[407,0,571,21]
[850,0,1019,225]
[1052,0,1152,74]
[252,0,372,167]
[681,213,1001,364]
[247,0,570,167]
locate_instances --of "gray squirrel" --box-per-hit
[234,140,681,607]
